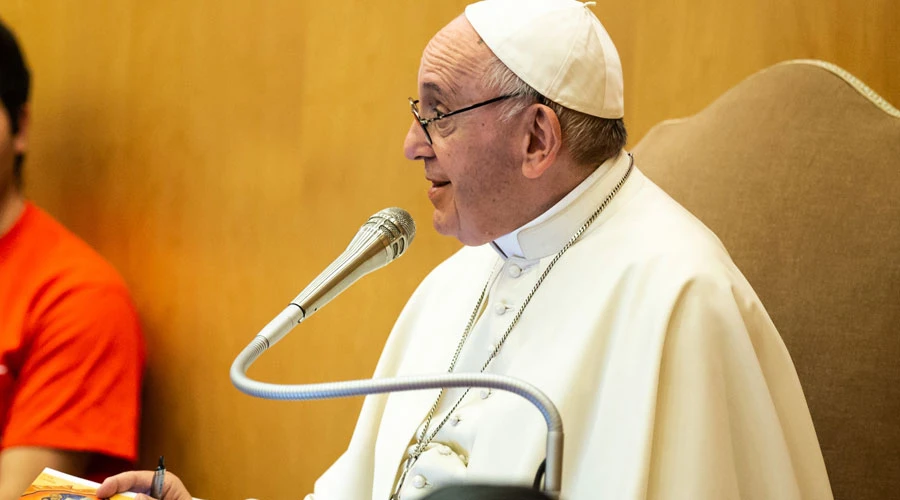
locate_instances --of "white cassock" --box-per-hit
[307,151,833,500]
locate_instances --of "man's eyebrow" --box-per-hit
[423,82,445,97]
[422,81,459,101]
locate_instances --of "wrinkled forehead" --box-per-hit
[417,15,494,104]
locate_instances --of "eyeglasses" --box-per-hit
[409,94,518,145]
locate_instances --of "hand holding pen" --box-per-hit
[150,456,165,499]
[96,457,194,500]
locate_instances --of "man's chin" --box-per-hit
[432,212,468,243]
[432,212,494,246]
[432,212,455,237]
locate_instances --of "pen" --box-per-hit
[150,456,165,499]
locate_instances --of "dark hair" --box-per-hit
[0,17,30,189]
[421,484,553,500]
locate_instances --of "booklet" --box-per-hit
[20,467,137,499]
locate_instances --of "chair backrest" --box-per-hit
[633,60,900,500]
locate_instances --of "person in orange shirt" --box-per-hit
[0,18,145,499]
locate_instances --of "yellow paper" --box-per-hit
[20,468,136,499]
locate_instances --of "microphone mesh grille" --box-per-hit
[380,207,416,246]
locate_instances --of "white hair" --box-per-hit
[481,54,627,166]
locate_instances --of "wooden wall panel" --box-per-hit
[1,0,895,498]
[608,0,899,142]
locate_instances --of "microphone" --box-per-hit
[256,207,416,348]
[230,206,564,497]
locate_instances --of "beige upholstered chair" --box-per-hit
[634,60,900,500]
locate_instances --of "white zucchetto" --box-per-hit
[465,0,625,119]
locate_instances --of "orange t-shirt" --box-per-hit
[0,202,145,480]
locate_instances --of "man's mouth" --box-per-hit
[427,179,451,200]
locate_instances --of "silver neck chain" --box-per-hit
[391,155,634,499]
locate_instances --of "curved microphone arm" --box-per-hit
[230,335,565,498]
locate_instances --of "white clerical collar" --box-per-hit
[490,150,633,261]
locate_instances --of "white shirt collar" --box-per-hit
[490,150,633,260]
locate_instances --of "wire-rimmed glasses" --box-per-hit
[409,94,519,145]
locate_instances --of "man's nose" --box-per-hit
[403,120,435,161]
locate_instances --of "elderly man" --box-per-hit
[99,1,832,499]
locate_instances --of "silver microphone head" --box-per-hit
[289,207,416,323]
[365,207,416,260]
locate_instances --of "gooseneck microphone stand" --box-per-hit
[230,334,564,498]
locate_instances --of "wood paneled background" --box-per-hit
[2,0,896,498]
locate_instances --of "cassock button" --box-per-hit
[494,304,508,315]
[508,264,523,278]
[451,413,462,426]
[480,388,492,399]
[412,475,427,489]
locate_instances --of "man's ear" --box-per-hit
[13,105,29,154]
[521,103,562,180]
